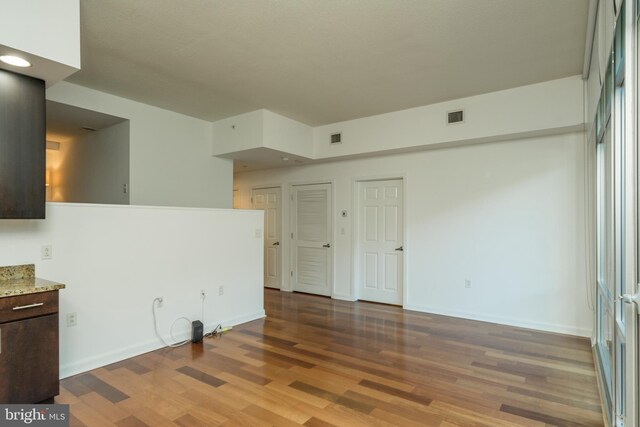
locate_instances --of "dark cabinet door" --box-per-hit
[0,314,59,403]
[0,69,45,219]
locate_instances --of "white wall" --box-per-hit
[213,77,583,165]
[212,110,264,155]
[49,121,130,205]
[313,76,584,160]
[0,203,264,378]
[212,109,313,159]
[263,110,313,158]
[235,132,591,336]
[0,0,80,68]
[47,82,233,209]
[0,0,80,84]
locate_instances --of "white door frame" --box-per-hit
[289,181,335,297]
[252,185,283,289]
[351,174,407,307]
[622,0,638,424]
[232,187,240,209]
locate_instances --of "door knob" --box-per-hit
[272,241,280,246]
[322,243,331,248]
[395,246,403,251]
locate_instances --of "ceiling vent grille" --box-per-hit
[330,132,342,144]
[447,110,464,124]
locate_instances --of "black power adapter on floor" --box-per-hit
[191,320,203,343]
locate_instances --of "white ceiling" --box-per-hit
[218,147,309,172]
[68,0,589,126]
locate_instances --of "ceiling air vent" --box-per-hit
[447,110,464,125]
[330,132,342,144]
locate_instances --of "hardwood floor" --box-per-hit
[58,289,603,426]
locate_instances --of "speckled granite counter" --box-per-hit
[0,264,65,297]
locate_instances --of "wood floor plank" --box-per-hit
[77,391,131,423]
[74,373,129,403]
[175,365,226,388]
[115,398,179,427]
[115,415,149,427]
[56,289,602,426]
[304,417,336,427]
[500,404,593,427]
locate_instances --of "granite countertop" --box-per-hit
[0,264,65,297]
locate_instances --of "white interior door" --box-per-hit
[252,187,281,289]
[291,183,332,296]
[357,179,404,305]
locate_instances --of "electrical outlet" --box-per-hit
[66,312,77,327]
[200,289,206,300]
[218,285,224,296]
[464,279,471,289]
[156,296,164,308]
[255,229,262,238]
[41,245,52,260]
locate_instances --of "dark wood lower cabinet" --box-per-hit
[0,292,60,403]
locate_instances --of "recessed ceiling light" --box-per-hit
[281,157,289,161]
[0,55,31,68]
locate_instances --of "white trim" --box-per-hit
[45,202,252,214]
[583,0,600,79]
[405,303,591,337]
[332,293,357,302]
[251,183,283,191]
[289,179,333,187]
[59,310,266,378]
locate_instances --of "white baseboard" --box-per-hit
[59,310,266,379]
[222,310,266,327]
[332,293,356,301]
[404,303,591,337]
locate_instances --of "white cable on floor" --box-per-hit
[152,297,192,348]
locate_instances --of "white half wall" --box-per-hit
[47,82,233,209]
[0,203,264,378]
[235,132,591,336]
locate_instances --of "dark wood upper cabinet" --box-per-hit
[0,69,45,219]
